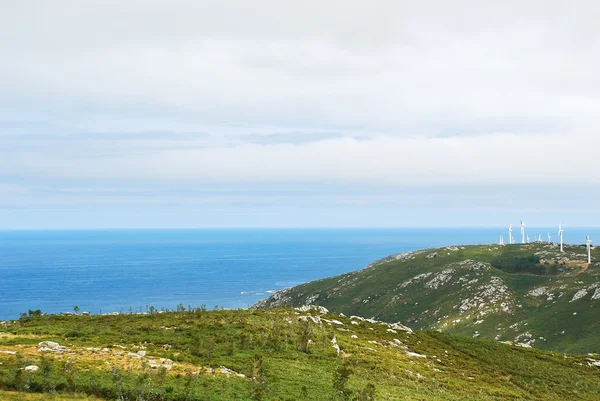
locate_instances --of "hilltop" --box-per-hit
[1,307,600,400]
[255,243,600,354]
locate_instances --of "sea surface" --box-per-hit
[1,227,599,320]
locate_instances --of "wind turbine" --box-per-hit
[586,236,592,264]
[521,221,526,244]
[548,232,552,243]
[499,236,505,246]
[558,222,564,252]
[526,235,530,244]
[508,225,514,244]
[538,234,542,242]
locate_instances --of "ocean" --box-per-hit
[1,227,598,320]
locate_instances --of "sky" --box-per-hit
[1,1,599,229]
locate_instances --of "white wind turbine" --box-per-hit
[586,236,592,264]
[521,221,526,244]
[508,225,514,244]
[558,222,564,252]
[538,234,542,242]
[499,236,505,246]
[526,235,530,244]
[548,232,551,243]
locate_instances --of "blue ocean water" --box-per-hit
[1,228,598,320]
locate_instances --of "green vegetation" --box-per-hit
[1,308,599,400]
[256,243,600,354]
[490,252,545,274]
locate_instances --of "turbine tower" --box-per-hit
[586,236,592,264]
[521,221,526,244]
[548,232,551,243]
[508,225,514,244]
[526,235,530,244]
[558,222,564,252]
[499,236,505,246]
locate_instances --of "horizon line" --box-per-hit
[2,226,600,231]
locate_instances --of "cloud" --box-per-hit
[2,1,600,135]
[1,1,599,227]
[0,131,595,186]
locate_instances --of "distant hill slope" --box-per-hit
[1,308,600,400]
[254,243,600,354]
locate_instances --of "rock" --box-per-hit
[571,289,588,302]
[38,341,60,348]
[219,366,246,377]
[127,352,142,358]
[295,305,329,314]
[0,350,17,355]
[425,269,456,289]
[331,336,341,355]
[528,287,548,297]
[150,363,172,370]
[137,350,146,357]
[389,323,413,334]
[25,365,39,372]
[82,312,90,316]
[586,358,600,367]
[406,351,427,358]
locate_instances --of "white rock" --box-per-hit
[389,322,413,334]
[150,363,172,370]
[25,365,39,372]
[425,269,456,290]
[38,341,60,348]
[219,366,246,377]
[294,305,329,314]
[528,287,548,297]
[570,289,588,302]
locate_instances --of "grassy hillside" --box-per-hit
[1,308,599,400]
[255,243,600,354]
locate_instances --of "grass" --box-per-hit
[0,390,102,400]
[1,308,600,400]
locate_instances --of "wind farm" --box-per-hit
[499,221,593,264]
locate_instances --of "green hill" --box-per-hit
[255,243,600,354]
[1,307,600,400]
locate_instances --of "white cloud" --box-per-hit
[2,1,600,134]
[1,1,600,227]
[0,132,594,185]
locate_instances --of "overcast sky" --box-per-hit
[1,1,599,229]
